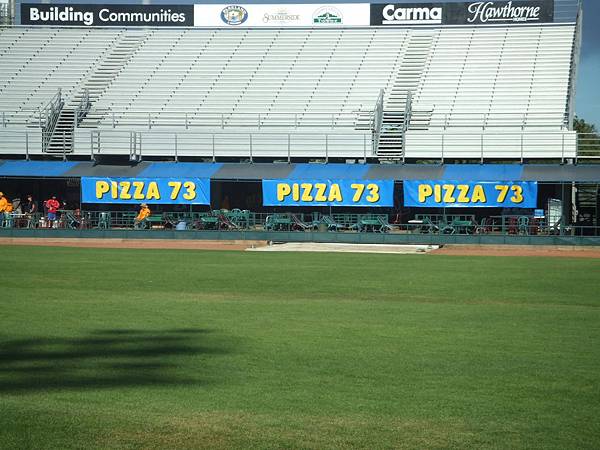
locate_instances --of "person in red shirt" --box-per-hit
[45,196,60,228]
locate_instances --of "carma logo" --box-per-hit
[221,5,248,25]
[312,6,343,24]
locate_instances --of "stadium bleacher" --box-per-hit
[0,5,579,161]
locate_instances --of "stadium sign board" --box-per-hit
[370,1,554,26]
[20,1,554,27]
[21,3,194,26]
[81,177,211,205]
[193,4,370,27]
[403,180,538,208]
[262,179,394,207]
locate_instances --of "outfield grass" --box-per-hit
[0,245,599,449]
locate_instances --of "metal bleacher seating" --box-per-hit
[0,21,578,160]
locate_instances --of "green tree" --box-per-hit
[573,116,600,157]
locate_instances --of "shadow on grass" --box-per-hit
[0,329,233,392]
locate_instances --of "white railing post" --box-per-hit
[148,113,151,130]
[25,131,29,160]
[325,135,328,163]
[520,133,524,163]
[287,134,291,163]
[561,133,565,164]
[212,134,216,162]
[174,133,178,162]
[249,134,253,163]
[441,133,444,163]
[185,113,188,130]
[112,111,115,128]
[480,134,484,164]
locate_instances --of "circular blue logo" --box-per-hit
[221,6,248,25]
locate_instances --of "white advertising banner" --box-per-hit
[193,3,371,27]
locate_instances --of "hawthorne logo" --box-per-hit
[467,1,542,23]
[312,6,342,24]
[381,5,443,25]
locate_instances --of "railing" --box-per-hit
[401,91,413,151]
[2,128,597,162]
[411,111,572,131]
[5,211,600,238]
[84,109,366,130]
[39,90,64,152]
[372,89,384,154]
[75,89,91,127]
[576,133,600,159]
[0,2,12,25]
[88,129,374,162]
[403,131,578,163]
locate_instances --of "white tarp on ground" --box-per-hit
[247,242,438,254]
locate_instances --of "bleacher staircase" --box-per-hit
[575,183,600,227]
[45,31,148,153]
[377,31,434,159]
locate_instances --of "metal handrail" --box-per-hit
[372,89,384,154]
[40,89,63,152]
[418,110,571,131]
[84,108,368,130]
[1,129,596,162]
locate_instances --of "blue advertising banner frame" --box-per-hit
[81,177,210,204]
[262,179,394,207]
[404,180,538,208]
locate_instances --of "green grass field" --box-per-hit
[1,245,599,449]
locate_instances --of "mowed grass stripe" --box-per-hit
[0,246,599,449]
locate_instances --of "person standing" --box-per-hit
[44,195,60,228]
[134,203,151,229]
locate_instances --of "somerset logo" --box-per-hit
[221,5,248,25]
[312,6,342,24]
[381,5,443,25]
[263,9,300,24]
[467,1,542,23]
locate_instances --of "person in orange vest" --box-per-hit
[134,203,151,229]
[0,192,14,228]
[0,192,8,213]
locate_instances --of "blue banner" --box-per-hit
[404,180,537,208]
[81,177,210,205]
[262,179,394,207]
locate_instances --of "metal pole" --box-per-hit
[258,113,261,130]
[112,111,115,128]
[185,113,188,130]
[25,132,29,160]
[561,133,565,164]
[2,111,5,127]
[480,134,484,164]
[520,133,524,163]
[90,131,94,161]
[325,135,328,163]
[287,134,291,163]
[212,134,216,163]
[221,113,224,129]
[441,134,444,164]
[174,133,178,162]
[249,134,253,163]
[363,134,367,162]
[148,113,151,130]
[63,131,66,161]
